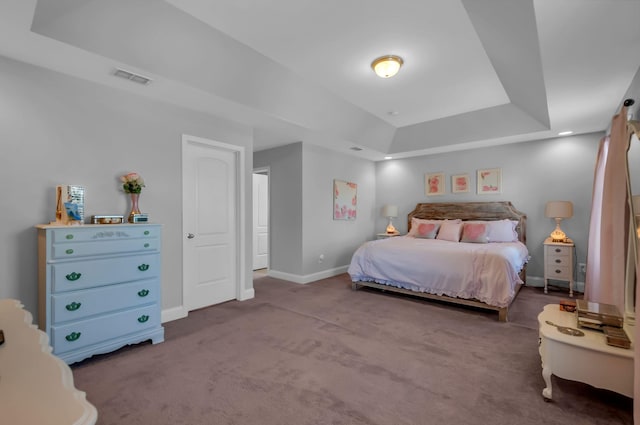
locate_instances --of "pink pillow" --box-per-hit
[415,222,440,239]
[436,219,463,242]
[488,219,519,242]
[408,218,442,237]
[461,222,489,243]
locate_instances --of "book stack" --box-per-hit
[576,300,630,349]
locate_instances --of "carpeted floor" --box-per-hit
[72,274,632,425]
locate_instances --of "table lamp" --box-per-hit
[382,204,399,234]
[545,201,573,242]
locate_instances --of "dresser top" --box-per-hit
[36,223,161,229]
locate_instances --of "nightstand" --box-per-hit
[543,237,575,297]
[377,233,401,240]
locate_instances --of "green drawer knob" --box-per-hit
[65,332,81,342]
[65,248,74,255]
[144,230,150,235]
[138,315,150,323]
[137,289,150,297]
[138,264,150,271]
[65,272,82,281]
[65,234,74,240]
[144,243,150,248]
[65,302,82,311]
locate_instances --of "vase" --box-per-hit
[128,193,141,223]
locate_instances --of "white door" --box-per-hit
[183,136,238,311]
[253,172,269,270]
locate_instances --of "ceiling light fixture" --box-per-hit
[371,55,403,78]
[558,131,573,136]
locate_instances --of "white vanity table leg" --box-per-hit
[541,363,553,401]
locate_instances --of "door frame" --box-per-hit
[252,166,270,271]
[181,134,250,315]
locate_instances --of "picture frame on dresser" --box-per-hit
[36,223,165,364]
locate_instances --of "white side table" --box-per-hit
[543,238,575,296]
[538,304,634,401]
[0,299,97,424]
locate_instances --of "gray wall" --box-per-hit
[302,143,376,275]
[0,55,254,320]
[254,142,376,281]
[376,133,604,283]
[253,143,304,275]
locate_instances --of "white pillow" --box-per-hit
[488,219,519,242]
[436,219,463,242]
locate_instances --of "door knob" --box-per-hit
[187,233,195,239]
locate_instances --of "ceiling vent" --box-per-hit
[349,147,363,151]
[113,68,152,85]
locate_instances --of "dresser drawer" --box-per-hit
[51,238,159,259]
[547,265,571,280]
[546,255,571,268]
[547,245,571,257]
[51,304,159,355]
[50,226,159,243]
[51,279,159,324]
[52,254,159,293]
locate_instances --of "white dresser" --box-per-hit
[36,223,164,364]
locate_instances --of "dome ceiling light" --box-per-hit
[371,55,404,78]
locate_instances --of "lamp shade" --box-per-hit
[382,204,398,218]
[545,201,573,219]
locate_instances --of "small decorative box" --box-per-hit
[91,215,124,224]
[603,326,631,349]
[559,299,577,313]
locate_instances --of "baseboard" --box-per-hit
[161,305,188,323]
[267,266,349,284]
[239,288,255,300]
[525,275,585,294]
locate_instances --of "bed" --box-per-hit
[348,202,529,321]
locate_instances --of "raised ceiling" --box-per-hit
[1,0,640,160]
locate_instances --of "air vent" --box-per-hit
[113,68,152,85]
[349,147,363,151]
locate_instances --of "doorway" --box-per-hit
[253,168,269,271]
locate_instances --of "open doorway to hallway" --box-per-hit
[253,168,269,272]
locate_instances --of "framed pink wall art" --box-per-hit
[477,168,502,194]
[451,174,469,193]
[333,179,357,220]
[425,172,445,196]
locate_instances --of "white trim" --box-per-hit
[267,266,349,284]
[181,134,250,315]
[526,275,585,294]
[161,306,188,323]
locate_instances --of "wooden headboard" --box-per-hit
[407,202,527,244]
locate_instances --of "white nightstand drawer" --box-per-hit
[546,256,571,267]
[51,254,159,293]
[547,265,571,280]
[51,304,159,355]
[52,279,159,324]
[547,245,571,257]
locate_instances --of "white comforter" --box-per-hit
[348,236,530,308]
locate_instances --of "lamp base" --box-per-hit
[550,226,567,243]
